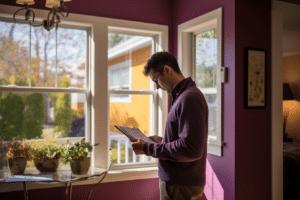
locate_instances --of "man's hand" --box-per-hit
[131,139,145,155]
[149,135,163,144]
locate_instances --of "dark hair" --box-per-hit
[143,52,182,76]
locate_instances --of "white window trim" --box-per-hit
[178,7,223,156]
[108,59,132,103]
[0,4,168,187]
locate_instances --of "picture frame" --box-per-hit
[244,48,267,109]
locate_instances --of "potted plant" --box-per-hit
[62,138,93,175]
[31,138,63,173]
[6,137,32,175]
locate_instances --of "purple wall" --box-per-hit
[172,0,272,199]
[172,0,236,199]
[0,0,273,199]
[235,1,272,199]
[0,179,160,200]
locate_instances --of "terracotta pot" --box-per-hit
[34,158,60,173]
[70,157,90,175]
[8,157,27,175]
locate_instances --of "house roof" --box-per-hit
[108,36,152,60]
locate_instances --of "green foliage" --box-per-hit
[0,74,44,141]
[30,137,63,160]
[110,144,125,164]
[6,137,33,160]
[0,93,24,141]
[22,93,45,139]
[108,33,134,49]
[195,63,216,88]
[61,138,93,164]
[194,29,217,89]
[209,127,217,136]
[196,29,216,39]
[54,75,72,137]
[72,110,84,121]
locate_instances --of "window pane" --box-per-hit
[56,28,87,88]
[109,94,153,164]
[0,91,86,168]
[0,21,87,88]
[108,33,153,91]
[0,21,30,86]
[194,29,217,138]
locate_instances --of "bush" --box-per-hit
[22,93,45,139]
[0,93,24,141]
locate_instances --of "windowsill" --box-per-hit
[0,167,158,193]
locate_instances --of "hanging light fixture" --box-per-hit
[13,0,72,31]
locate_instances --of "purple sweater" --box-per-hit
[143,77,208,186]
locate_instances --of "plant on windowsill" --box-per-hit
[61,138,93,175]
[30,137,63,173]
[6,137,33,175]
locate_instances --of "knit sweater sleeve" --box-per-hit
[143,93,207,162]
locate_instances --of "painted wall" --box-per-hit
[172,0,272,199]
[235,0,272,199]
[0,0,273,199]
[0,178,160,200]
[172,0,236,199]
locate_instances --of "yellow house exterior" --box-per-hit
[108,42,152,136]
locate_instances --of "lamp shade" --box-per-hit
[45,0,60,8]
[16,0,35,5]
[283,83,294,100]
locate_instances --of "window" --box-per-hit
[178,7,224,156]
[1,5,168,173]
[194,29,217,139]
[0,18,90,168]
[108,33,161,169]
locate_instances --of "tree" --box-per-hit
[194,29,217,89]
[195,62,217,88]
[22,92,45,139]
[0,25,30,86]
[0,93,24,141]
[108,33,133,49]
[0,21,87,139]
[53,75,72,137]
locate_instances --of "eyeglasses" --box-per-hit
[152,73,160,84]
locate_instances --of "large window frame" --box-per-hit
[0,4,168,175]
[178,7,224,156]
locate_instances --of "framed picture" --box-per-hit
[244,48,267,108]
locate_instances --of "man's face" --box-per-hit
[149,68,172,93]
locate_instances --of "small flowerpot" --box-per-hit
[34,158,60,173]
[70,157,90,175]
[8,157,27,175]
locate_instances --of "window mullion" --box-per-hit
[0,86,88,94]
[109,89,156,95]
[55,28,58,88]
[29,24,32,87]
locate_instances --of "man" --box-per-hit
[131,52,208,200]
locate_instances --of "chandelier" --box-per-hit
[13,0,72,31]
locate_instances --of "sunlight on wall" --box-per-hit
[204,159,224,200]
